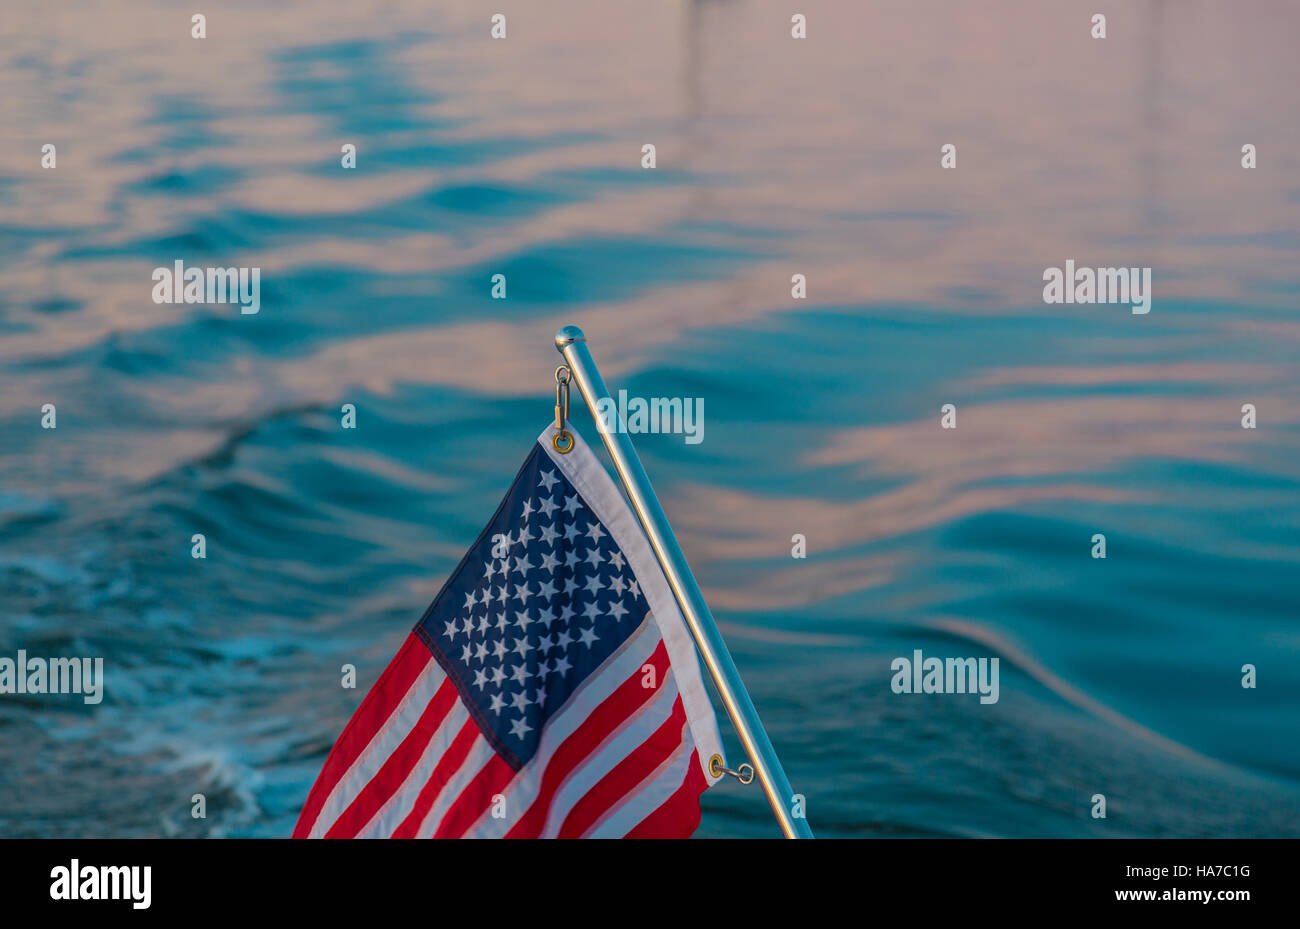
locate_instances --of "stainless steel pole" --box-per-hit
[555,325,814,839]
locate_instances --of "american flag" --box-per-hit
[294,425,725,838]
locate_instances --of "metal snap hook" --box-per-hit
[552,365,573,453]
[708,753,754,785]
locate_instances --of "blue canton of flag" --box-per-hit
[413,441,650,768]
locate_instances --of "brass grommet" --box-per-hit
[552,429,574,454]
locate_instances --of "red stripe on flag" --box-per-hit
[556,696,688,839]
[389,716,482,839]
[622,748,708,839]
[502,641,671,839]
[322,677,459,839]
[293,633,432,838]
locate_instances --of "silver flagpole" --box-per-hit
[554,325,814,839]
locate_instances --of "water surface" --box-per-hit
[1,0,1298,837]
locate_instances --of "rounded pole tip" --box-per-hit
[554,325,585,349]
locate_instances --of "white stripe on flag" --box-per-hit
[583,719,693,838]
[540,677,680,838]
[415,732,498,838]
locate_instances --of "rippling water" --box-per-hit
[1,0,1298,837]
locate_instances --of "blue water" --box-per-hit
[1,0,1299,837]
